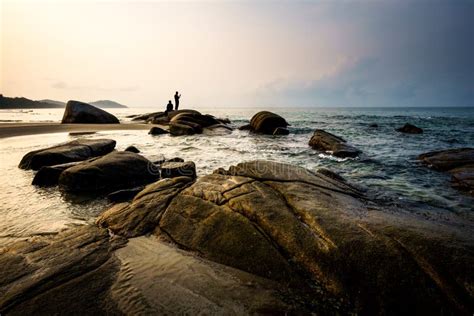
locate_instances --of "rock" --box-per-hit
[316,168,346,182]
[273,127,289,135]
[167,157,184,163]
[176,120,203,134]
[150,116,170,124]
[418,148,474,171]
[169,122,195,136]
[167,109,201,120]
[369,123,378,128]
[309,129,361,158]
[0,226,126,315]
[249,111,289,135]
[97,177,195,237]
[107,186,145,202]
[450,165,474,193]
[203,124,233,136]
[61,100,120,124]
[131,111,165,122]
[169,111,228,135]
[206,123,233,131]
[58,151,160,192]
[19,139,116,170]
[238,124,252,130]
[171,112,220,128]
[98,160,474,314]
[32,161,89,186]
[152,156,166,165]
[148,126,169,135]
[419,148,474,194]
[217,117,231,124]
[161,161,196,179]
[124,145,140,153]
[69,131,96,136]
[396,123,423,134]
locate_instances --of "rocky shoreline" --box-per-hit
[1,103,473,315]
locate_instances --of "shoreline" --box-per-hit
[0,122,153,139]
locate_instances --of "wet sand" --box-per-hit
[0,123,152,139]
[111,235,300,314]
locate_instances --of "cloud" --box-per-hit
[254,1,474,107]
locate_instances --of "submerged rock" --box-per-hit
[161,161,196,179]
[61,100,119,124]
[249,111,289,135]
[98,160,473,314]
[58,151,160,192]
[309,129,361,158]
[396,123,423,134]
[419,148,474,194]
[19,139,116,170]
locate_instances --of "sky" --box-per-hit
[1,0,473,108]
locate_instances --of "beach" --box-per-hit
[0,122,151,139]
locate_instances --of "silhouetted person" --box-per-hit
[174,91,181,110]
[165,100,173,114]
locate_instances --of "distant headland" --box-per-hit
[0,95,128,109]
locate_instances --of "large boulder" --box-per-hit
[309,129,361,158]
[396,123,423,134]
[98,160,473,314]
[168,110,229,136]
[249,111,289,135]
[61,100,120,124]
[19,139,116,170]
[419,148,474,194]
[58,151,160,192]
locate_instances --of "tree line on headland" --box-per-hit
[0,94,127,109]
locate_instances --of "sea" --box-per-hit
[0,106,473,245]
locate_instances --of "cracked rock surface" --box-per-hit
[98,160,474,314]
